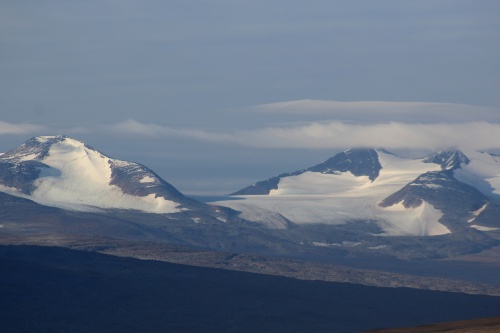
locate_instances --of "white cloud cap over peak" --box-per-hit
[231,121,500,151]
[108,119,500,152]
[106,100,500,152]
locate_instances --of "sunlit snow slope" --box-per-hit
[453,150,500,203]
[0,136,185,213]
[217,148,500,236]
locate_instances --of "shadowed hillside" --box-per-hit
[1,245,500,333]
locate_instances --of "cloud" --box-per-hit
[108,119,233,141]
[231,121,500,151]
[105,100,500,151]
[0,121,47,135]
[108,119,500,151]
[248,100,500,124]
[109,119,172,137]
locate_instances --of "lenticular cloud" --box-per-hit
[107,100,500,151]
[231,121,500,150]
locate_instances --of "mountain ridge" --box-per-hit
[220,147,500,236]
[0,135,243,225]
[2,137,498,237]
[232,147,383,195]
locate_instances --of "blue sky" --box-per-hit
[1,1,500,194]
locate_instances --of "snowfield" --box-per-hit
[215,150,451,236]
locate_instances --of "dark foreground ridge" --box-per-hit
[365,315,500,332]
[1,245,500,333]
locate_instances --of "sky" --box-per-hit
[1,1,500,194]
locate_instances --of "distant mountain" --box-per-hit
[0,135,236,223]
[222,148,500,236]
[232,148,382,195]
[1,137,499,262]
[423,149,470,170]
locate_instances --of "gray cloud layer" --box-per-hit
[108,101,500,151]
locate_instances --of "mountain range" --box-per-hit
[0,135,242,225]
[2,135,500,331]
[1,135,500,266]
[2,136,498,237]
[219,147,500,236]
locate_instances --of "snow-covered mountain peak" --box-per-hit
[309,148,382,181]
[35,135,67,142]
[0,136,194,214]
[0,135,104,164]
[224,146,500,235]
[231,148,385,195]
[423,149,470,170]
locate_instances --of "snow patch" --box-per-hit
[470,225,500,232]
[378,200,450,236]
[312,242,339,247]
[468,203,488,223]
[139,175,155,183]
[424,184,443,189]
[312,241,361,247]
[35,136,51,143]
[369,245,387,250]
[18,154,39,161]
[111,159,130,167]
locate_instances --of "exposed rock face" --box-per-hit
[378,170,490,232]
[308,148,382,180]
[0,160,49,194]
[423,149,470,170]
